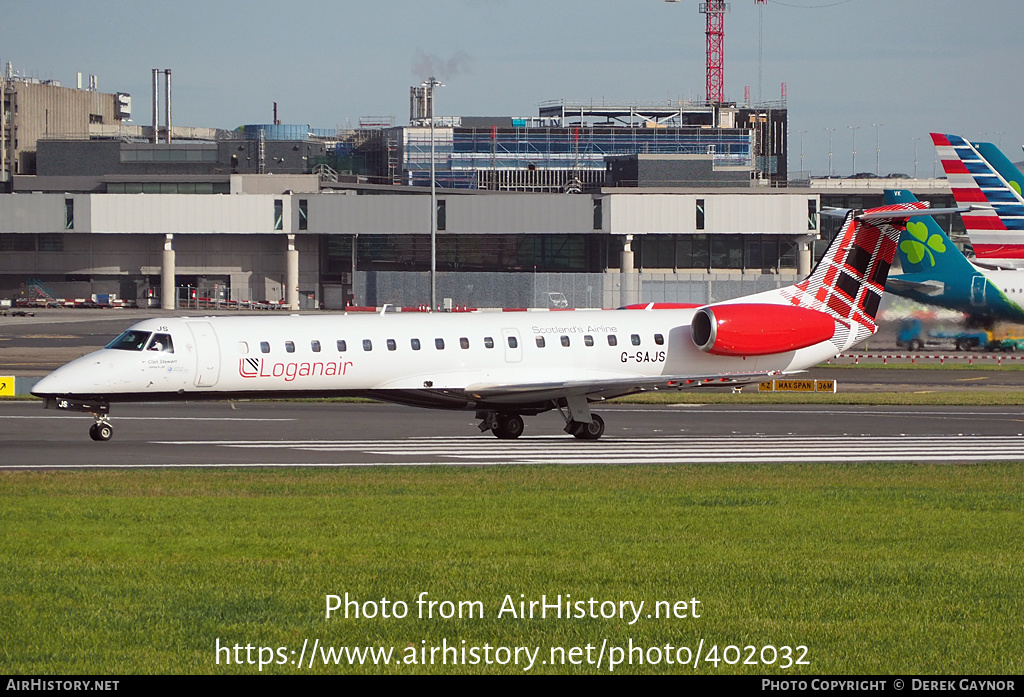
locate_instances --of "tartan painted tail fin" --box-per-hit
[779,201,928,346]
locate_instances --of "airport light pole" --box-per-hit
[912,136,920,179]
[795,129,807,178]
[422,76,444,311]
[872,122,883,176]
[825,128,835,177]
[849,125,860,176]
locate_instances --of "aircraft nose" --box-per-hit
[30,373,57,397]
[31,364,83,397]
[31,351,109,397]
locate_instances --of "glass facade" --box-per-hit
[635,234,797,272]
[404,126,754,189]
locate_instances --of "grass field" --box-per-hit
[2,464,1023,675]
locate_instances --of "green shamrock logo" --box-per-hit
[900,220,946,266]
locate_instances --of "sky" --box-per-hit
[3,0,1023,178]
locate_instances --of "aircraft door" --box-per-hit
[971,275,987,306]
[187,321,221,387]
[501,328,523,363]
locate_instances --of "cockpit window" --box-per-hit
[146,333,174,353]
[106,330,151,351]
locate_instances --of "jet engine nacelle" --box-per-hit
[691,303,837,357]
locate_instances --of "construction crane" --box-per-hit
[665,0,768,105]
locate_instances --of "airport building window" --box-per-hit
[0,235,35,252]
[65,199,74,230]
[584,335,594,347]
[484,337,494,349]
[435,338,445,350]
[387,339,397,351]
[311,340,321,353]
[437,200,446,231]
[631,334,641,346]
[696,199,705,231]
[808,199,818,231]
[536,336,545,348]
[460,337,470,349]
[285,341,295,353]
[641,235,675,269]
[411,338,421,350]
[560,336,570,347]
[607,335,617,347]
[39,234,63,252]
[676,235,710,269]
[274,200,284,230]
[299,200,308,231]
[593,199,603,230]
[106,181,229,194]
[711,235,744,270]
[260,341,270,354]
[363,339,372,351]
[337,340,347,352]
[353,233,601,273]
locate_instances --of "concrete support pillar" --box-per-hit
[620,234,640,306]
[797,237,814,277]
[161,234,175,311]
[286,234,300,310]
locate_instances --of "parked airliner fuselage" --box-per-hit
[32,306,842,441]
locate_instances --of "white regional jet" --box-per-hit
[33,202,931,442]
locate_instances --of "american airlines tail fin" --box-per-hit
[931,132,1024,261]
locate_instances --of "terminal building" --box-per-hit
[0,70,954,310]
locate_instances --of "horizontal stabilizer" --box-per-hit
[885,278,945,296]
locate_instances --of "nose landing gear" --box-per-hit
[42,397,113,441]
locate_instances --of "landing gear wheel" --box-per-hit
[492,414,524,440]
[89,422,113,442]
[571,414,605,441]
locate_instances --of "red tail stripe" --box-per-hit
[972,244,1024,258]
[951,187,989,203]
[931,133,951,146]
[941,159,970,174]
[962,216,1008,231]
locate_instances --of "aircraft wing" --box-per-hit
[885,278,945,296]
[464,370,782,404]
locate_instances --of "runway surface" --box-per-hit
[3,401,1024,469]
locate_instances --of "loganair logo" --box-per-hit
[900,221,946,267]
[238,357,353,382]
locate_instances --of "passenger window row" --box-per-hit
[245,333,665,355]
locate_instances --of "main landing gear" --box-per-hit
[476,399,606,441]
[89,417,113,442]
[565,414,605,441]
[478,411,525,440]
